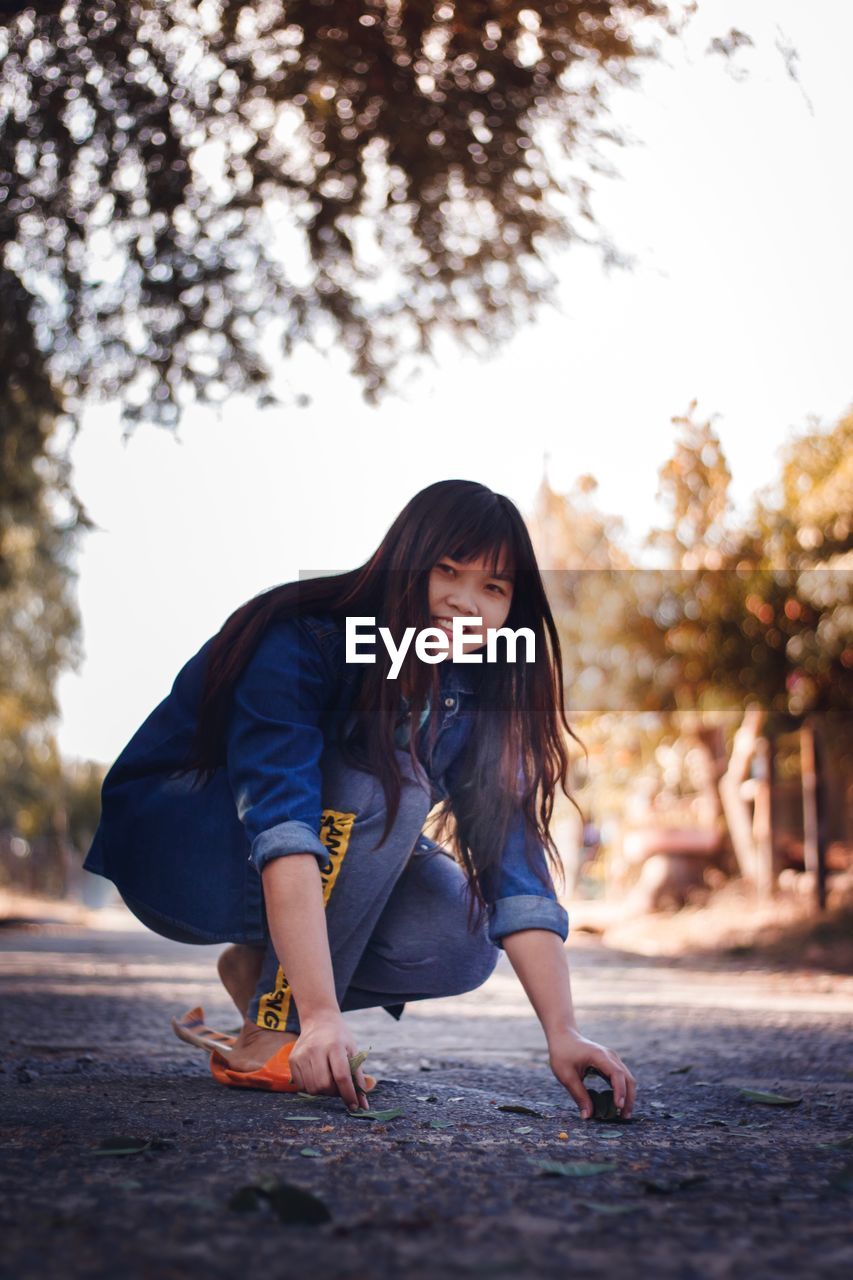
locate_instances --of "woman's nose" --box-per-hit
[447,583,479,615]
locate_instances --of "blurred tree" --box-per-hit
[529,421,737,724]
[527,470,672,881]
[635,400,747,715]
[635,403,852,885]
[528,468,640,719]
[744,406,853,733]
[752,407,853,567]
[528,406,852,733]
[0,264,87,835]
[0,529,100,877]
[637,402,852,732]
[63,758,106,854]
[0,0,683,430]
[534,403,852,888]
[646,399,734,571]
[529,469,630,571]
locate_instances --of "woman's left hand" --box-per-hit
[547,1027,637,1120]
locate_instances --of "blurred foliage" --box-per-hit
[639,402,852,736]
[0,0,684,425]
[647,402,733,569]
[0,755,104,893]
[0,261,89,837]
[0,738,104,851]
[532,401,853,824]
[63,757,105,850]
[529,470,641,722]
[752,409,853,567]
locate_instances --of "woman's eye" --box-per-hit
[487,583,506,595]
[437,562,456,576]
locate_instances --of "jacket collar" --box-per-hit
[438,659,479,695]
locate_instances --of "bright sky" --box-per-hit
[56,1,853,765]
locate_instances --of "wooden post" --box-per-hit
[752,736,774,901]
[800,720,827,912]
[767,733,783,884]
[719,704,765,883]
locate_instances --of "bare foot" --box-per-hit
[217,944,264,1020]
[224,1019,298,1073]
[223,1019,378,1097]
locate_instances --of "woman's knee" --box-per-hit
[442,926,500,996]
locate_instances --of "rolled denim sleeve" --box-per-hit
[444,753,569,950]
[226,618,334,875]
[485,807,569,949]
[488,894,570,948]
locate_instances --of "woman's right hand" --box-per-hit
[287,1009,370,1111]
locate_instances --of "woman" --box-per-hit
[85,479,636,1119]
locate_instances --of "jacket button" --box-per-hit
[443,696,455,708]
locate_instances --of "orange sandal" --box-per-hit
[209,1039,302,1092]
[209,1043,379,1094]
[172,1006,238,1054]
[172,1005,377,1095]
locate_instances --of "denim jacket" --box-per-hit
[84,611,568,949]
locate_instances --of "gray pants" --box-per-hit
[247,746,500,1032]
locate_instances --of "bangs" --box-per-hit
[445,514,518,581]
[447,539,516,582]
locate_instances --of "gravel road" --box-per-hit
[1,907,851,1279]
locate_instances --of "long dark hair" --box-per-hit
[186,479,580,922]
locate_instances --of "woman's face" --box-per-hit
[427,552,514,655]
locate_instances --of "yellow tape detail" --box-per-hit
[256,809,357,1031]
[317,808,356,903]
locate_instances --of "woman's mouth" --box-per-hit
[432,616,454,637]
